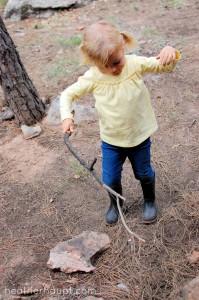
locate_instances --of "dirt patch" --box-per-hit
[0,134,60,183]
[0,0,199,299]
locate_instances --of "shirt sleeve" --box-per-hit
[60,71,94,122]
[136,50,181,75]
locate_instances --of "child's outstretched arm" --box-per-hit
[60,71,94,135]
[136,46,180,74]
[156,46,177,66]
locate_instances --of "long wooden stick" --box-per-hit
[64,133,145,243]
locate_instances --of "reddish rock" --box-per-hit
[175,276,199,300]
[47,231,110,273]
[187,251,199,264]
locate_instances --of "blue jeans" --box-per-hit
[101,138,155,191]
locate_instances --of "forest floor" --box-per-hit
[0,0,199,299]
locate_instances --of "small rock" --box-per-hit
[187,251,199,264]
[21,124,42,139]
[174,275,199,300]
[47,231,111,273]
[74,174,81,179]
[0,107,14,120]
[117,283,129,291]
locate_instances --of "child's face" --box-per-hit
[95,48,126,76]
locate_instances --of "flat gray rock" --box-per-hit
[0,107,14,121]
[47,231,110,273]
[43,96,97,126]
[21,124,42,139]
[4,0,96,20]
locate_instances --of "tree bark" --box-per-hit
[0,16,45,126]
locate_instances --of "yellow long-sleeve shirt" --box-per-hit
[60,53,180,147]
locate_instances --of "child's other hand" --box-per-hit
[156,46,176,66]
[62,118,74,135]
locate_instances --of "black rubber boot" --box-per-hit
[105,185,123,225]
[140,178,157,223]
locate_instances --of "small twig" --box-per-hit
[64,133,145,243]
[116,196,145,243]
[189,119,196,128]
[103,184,126,202]
[23,242,50,249]
[89,157,97,171]
[48,270,55,289]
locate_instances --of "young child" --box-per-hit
[60,21,180,225]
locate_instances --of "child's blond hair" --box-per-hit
[80,21,136,65]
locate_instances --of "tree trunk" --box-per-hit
[0,16,45,126]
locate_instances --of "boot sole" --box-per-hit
[141,217,157,224]
[104,219,118,226]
